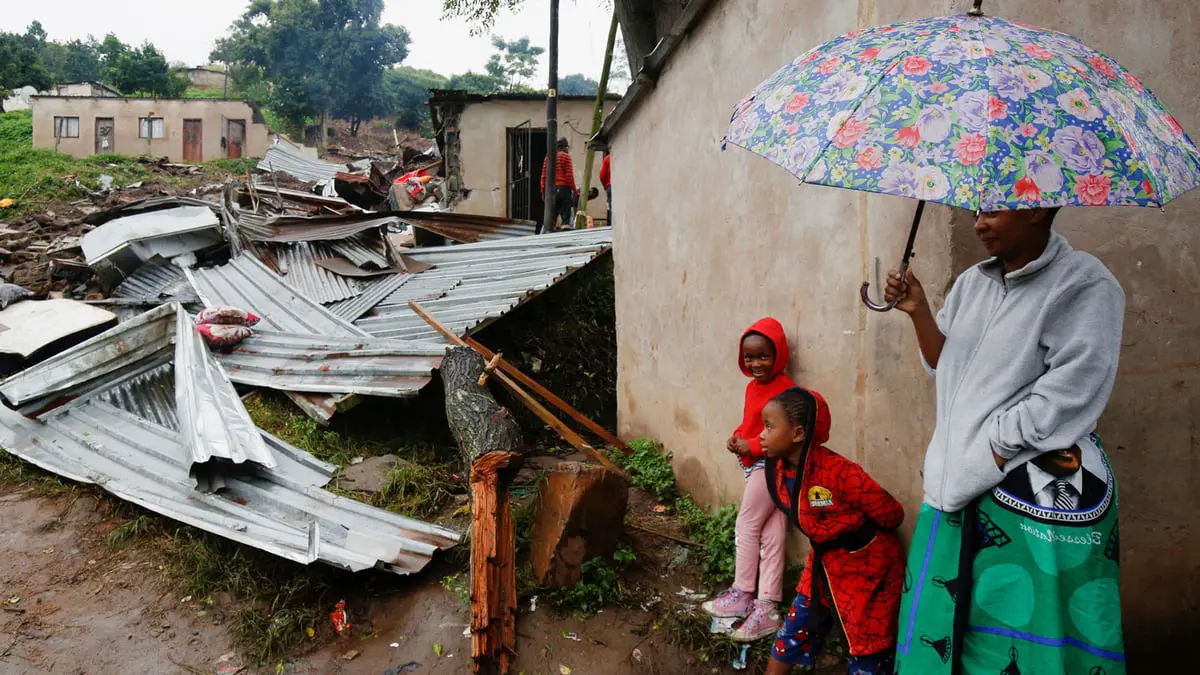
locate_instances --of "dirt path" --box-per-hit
[0,489,236,674]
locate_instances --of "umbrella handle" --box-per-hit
[859,200,925,313]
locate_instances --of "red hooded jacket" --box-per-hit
[765,389,905,657]
[732,318,796,468]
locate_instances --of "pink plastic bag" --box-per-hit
[197,306,261,327]
[196,323,253,348]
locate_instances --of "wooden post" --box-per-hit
[575,10,620,228]
[441,346,523,674]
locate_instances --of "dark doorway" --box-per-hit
[506,121,547,222]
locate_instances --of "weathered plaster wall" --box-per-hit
[456,98,615,220]
[31,97,269,162]
[610,0,1198,665]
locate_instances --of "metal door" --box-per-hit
[226,119,245,159]
[94,117,114,154]
[183,119,203,163]
[506,121,546,221]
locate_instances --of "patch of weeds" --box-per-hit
[664,609,773,672]
[675,497,738,586]
[441,572,470,606]
[547,545,637,618]
[373,460,455,520]
[159,527,338,663]
[610,437,678,503]
[515,565,543,602]
[233,605,320,665]
[243,392,381,466]
[106,514,161,549]
[206,158,257,175]
[0,448,73,496]
[512,494,538,554]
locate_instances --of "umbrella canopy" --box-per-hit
[725,13,1200,211]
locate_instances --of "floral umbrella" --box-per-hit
[723,3,1200,310]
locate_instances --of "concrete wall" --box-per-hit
[609,0,1199,666]
[31,97,270,163]
[187,69,227,90]
[52,83,119,98]
[456,98,616,220]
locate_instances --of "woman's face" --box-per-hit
[760,401,805,458]
[973,209,1048,259]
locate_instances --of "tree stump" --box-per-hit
[441,346,523,675]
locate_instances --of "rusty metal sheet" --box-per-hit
[244,213,400,243]
[395,211,537,243]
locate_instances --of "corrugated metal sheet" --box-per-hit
[185,254,367,336]
[272,242,362,305]
[245,213,400,243]
[258,143,343,184]
[329,232,390,268]
[110,263,196,301]
[326,274,412,322]
[81,205,222,264]
[354,227,613,342]
[174,307,276,473]
[214,330,445,396]
[395,211,537,243]
[0,362,460,574]
[0,303,176,410]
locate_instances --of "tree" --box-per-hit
[0,30,51,107]
[441,0,524,34]
[384,66,449,132]
[485,36,543,91]
[558,73,599,96]
[59,39,103,82]
[445,71,504,95]
[214,0,411,136]
[106,42,188,97]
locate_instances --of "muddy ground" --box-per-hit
[0,479,841,675]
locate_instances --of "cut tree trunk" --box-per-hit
[441,346,523,674]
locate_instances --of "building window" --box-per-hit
[53,116,79,138]
[139,117,165,139]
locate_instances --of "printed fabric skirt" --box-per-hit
[895,434,1125,675]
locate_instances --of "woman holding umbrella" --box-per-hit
[721,2,1200,672]
[883,207,1127,675]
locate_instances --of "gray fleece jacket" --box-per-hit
[921,231,1125,512]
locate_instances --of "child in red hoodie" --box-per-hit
[760,387,905,675]
[701,318,796,641]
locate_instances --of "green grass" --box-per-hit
[0,448,73,497]
[547,545,638,618]
[243,392,380,468]
[183,88,230,99]
[205,158,257,175]
[374,459,456,520]
[0,110,152,216]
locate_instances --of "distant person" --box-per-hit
[600,152,612,226]
[761,387,905,675]
[702,318,795,642]
[540,137,578,233]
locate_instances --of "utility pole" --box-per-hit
[223,46,230,99]
[542,0,560,234]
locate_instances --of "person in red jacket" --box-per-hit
[702,318,796,641]
[540,137,579,233]
[760,387,905,675]
[599,152,612,226]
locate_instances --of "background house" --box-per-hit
[429,90,618,223]
[49,82,121,98]
[600,0,1199,666]
[186,67,228,91]
[31,96,270,162]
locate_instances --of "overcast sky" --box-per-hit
[0,1,614,83]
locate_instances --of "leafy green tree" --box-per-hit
[485,36,543,91]
[384,66,448,133]
[558,73,599,96]
[61,38,104,82]
[106,43,188,97]
[445,70,504,95]
[0,29,51,107]
[441,0,524,34]
[214,0,410,136]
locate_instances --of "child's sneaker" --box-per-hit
[730,600,782,642]
[701,587,753,618]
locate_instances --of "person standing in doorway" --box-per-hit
[541,137,579,233]
[883,208,1127,675]
[599,151,612,226]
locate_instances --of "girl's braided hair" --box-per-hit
[771,387,817,449]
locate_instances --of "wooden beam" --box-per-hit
[410,300,628,476]
[466,337,631,456]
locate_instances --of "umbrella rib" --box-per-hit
[800,54,908,184]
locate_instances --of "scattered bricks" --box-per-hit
[530,463,630,588]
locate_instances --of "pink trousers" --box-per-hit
[734,466,787,602]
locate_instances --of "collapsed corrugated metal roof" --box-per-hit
[0,332,460,572]
[354,227,614,342]
[269,242,363,304]
[81,205,223,265]
[258,142,344,184]
[395,211,537,243]
[243,212,401,243]
[110,263,196,302]
[0,300,118,376]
